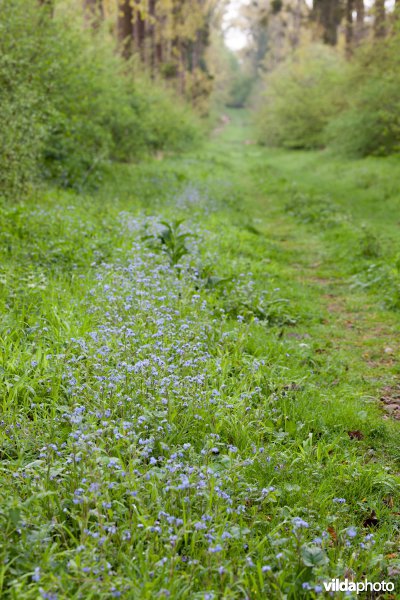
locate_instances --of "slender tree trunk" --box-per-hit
[156,41,163,66]
[374,0,386,37]
[355,0,364,22]
[354,0,366,43]
[171,0,184,89]
[345,0,354,56]
[148,0,157,75]
[83,0,103,29]
[117,0,134,58]
[179,45,186,95]
[394,0,400,20]
[290,0,303,48]
[134,1,146,57]
[38,0,54,15]
[313,0,342,45]
[192,38,199,72]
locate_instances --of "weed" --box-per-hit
[157,219,193,266]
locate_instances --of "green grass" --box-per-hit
[1,110,399,599]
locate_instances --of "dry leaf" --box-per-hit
[348,430,364,440]
[363,510,379,528]
[327,526,337,542]
[383,496,394,509]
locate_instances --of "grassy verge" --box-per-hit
[0,111,399,599]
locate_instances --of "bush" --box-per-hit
[0,0,201,198]
[326,32,400,156]
[255,44,346,149]
[0,1,49,197]
[255,29,400,157]
[125,77,202,155]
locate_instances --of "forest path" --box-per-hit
[2,109,400,599]
[212,109,400,421]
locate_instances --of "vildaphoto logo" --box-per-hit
[323,578,395,594]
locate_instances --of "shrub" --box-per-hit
[126,77,202,155]
[0,0,201,198]
[326,31,400,156]
[0,0,49,197]
[255,44,346,149]
[255,29,400,157]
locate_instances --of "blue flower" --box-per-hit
[208,544,223,553]
[262,565,271,573]
[314,585,323,593]
[346,526,357,538]
[292,517,309,529]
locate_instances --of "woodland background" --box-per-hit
[1,2,400,599]
[1,0,400,201]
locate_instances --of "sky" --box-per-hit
[223,0,249,51]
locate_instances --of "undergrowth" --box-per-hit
[1,128,400,598]
[0,0,201,198]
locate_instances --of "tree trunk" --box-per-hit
[290,0,303,49]
[156,42,163,66]
[345,0,354,56]
[148,0,157,75]
[38,0,54,15]
[313,0,342,45]
[134,1,146,57]
[354,0,366,43]
[374,0,386,37]
[83,0,103,28]
[117,0,134,58]
[395,0,400,20]
[355,0,364,22]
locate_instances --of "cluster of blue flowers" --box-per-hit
[5,205,381,599]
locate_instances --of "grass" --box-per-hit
[0,109,399,599]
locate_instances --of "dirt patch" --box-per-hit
[212,114,231,137]
[381,385,400,420]
[304,276,400,422]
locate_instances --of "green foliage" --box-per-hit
[1,115,399,597]
[254,138,400,314]
[227,72,254,109]
[285,191,346,228]
[255,45,346,149]
[0,0,201,198]
[207,34,254,112]
[326,31,400,156]
[0,1,49,197]
[131,79,202,154]
[255,30,400,157]
[225,53,254,109]
[148,219,193,266]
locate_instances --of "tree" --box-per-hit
[83,0,104,28]
[374,0,386,37]
[238,0,309,73]
[38,0,54,15]
[117,0,134,58]
[134,0,146,55]
[313,0,342,45]
[345,0,354,56]
[354,0,366,43]
[147,0,157,73]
